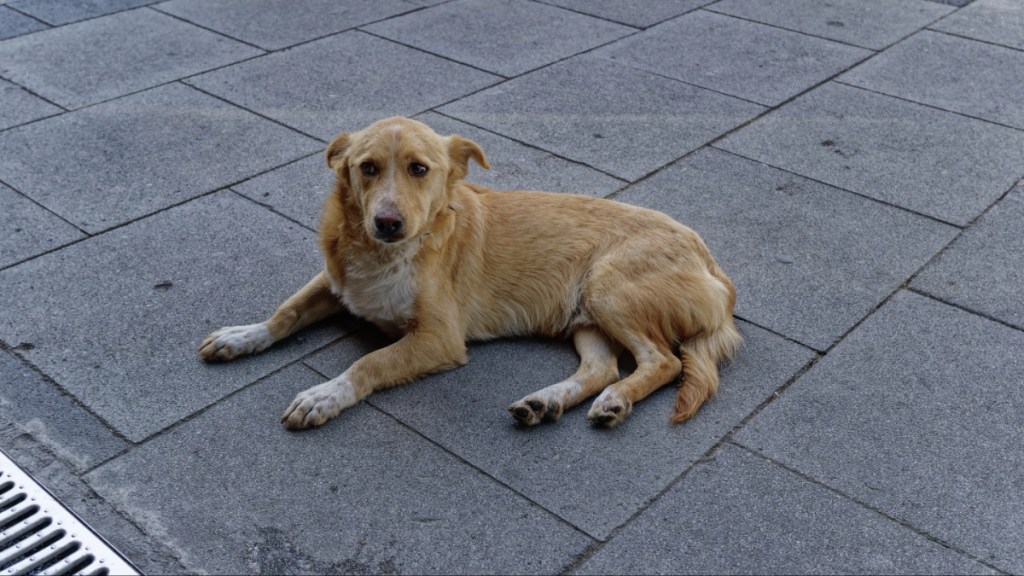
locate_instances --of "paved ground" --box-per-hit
[1,0,1022,574]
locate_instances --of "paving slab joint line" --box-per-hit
[700,4,942,52]
[0,154,324,275]
[728,441,1012,575]
[530,0,647,30]
[0,184,238,274]
[1,1,156,29]
[181,81,327,143]
[832,79,1024,134]
[356,28,517,79]
[79,329,350,474]
[732,313,822,353]
[925,1,1024,55]
[708,145,967,229]
[230,181,321,233]
[0,427,191,575]
[149,0,436,54]
[600,46,881,198]
[0,77,68,116]
[428,109,629,185]
[297,338,603,543]
[0,173,89,235]
[559,345,823,574]
[906,287,1024,334]
[145,4,269,52]
[888,177,1024,325]
[369,401,601,547]
[409,18,649,116]
[1,3,53,28]
[924,26,1024,55]
[74,469,194,573]
[0,340,134,453]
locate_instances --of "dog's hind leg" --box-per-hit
[199,271,344,362]
[586,334,681,428]
[508,326,621,426]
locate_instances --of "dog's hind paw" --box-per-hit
[199,323,274,362]
[586,391,632,428]
[508,395,564,426]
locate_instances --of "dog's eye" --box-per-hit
[408,162,429,177]
[359,162,378,177]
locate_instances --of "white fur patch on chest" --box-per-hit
[338,254,417,331]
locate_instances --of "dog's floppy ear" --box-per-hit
[325,132,350,171]
[447,135,489,181]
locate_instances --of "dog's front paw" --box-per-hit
[508,394,564,426]
[199,323,274,362]
[281,377,358,430]
[587,390,632,428]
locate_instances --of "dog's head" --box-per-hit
[325,117,489,245]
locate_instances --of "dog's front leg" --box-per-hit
[281,328,467,429]
[199,271,343,362]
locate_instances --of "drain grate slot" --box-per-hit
[0,451,138,576]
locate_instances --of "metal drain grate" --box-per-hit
[0,450,139,576]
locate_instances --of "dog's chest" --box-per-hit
[334,258,417,332]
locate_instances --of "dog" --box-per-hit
[199,117,741,430]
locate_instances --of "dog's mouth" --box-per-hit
[373,231,404,244]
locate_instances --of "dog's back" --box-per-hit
[446,183,741,424]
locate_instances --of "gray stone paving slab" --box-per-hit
[0,83,320,233]
[156,0,416,50]
[85,364,592,575]
[615,148,957,351]
[187,31,500,141]
[6,0,156,25]
[735,291,1024,574]
[0,78,61,131]
[931,0,1024,50]
[0,192,345,442]
[364,0,633,77]
[708,0,953,50]
[540,0,712,28]
[441,57,764,181]
[912,185,1024,329]
[0,4,47,39]
[840,30,1024,130]
[232,154,331,231]
[417,112,625,195]
[580,444,991,575]
[0,183,83,268]
[0,427,185,574]
[0,8,261,109]
[594,10,870,106]
[305,321,813,539]
[717,82,1024,226]
[0,349,126,472]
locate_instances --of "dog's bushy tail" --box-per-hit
[671,321,742,424]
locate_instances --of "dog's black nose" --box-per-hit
[374,212,404,240]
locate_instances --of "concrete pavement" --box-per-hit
[1,0,1022,573]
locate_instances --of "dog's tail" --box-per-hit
[671,320,742,424]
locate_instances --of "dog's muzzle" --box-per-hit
[373,209,404,243]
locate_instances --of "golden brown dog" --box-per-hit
[199,117,741,429]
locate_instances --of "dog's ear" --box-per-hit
[447,135,489,181]
[326,133,350,171]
